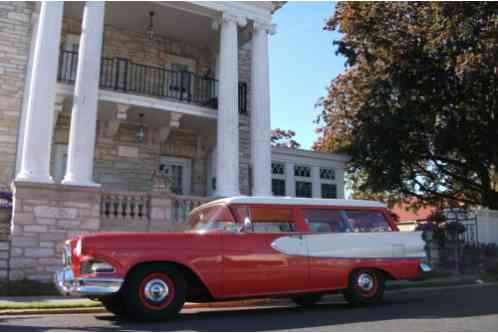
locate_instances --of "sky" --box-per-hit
[269,1,345,149]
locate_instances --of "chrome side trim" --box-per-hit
[54,267,123,297]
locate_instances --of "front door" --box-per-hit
[159,156,191,195]
[222,205,309,297]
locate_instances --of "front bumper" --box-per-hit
[54,267,123,297]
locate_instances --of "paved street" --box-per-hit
[0,284,497,331]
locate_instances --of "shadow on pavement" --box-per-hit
[1,285,497,331]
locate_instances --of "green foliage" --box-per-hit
[315,2,498,209]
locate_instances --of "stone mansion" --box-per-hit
[0,1,347,281]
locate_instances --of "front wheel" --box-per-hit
[123,265,186,321]
[101,293,126,316]
[343,269,385,306]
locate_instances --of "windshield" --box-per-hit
[187,205,238,232]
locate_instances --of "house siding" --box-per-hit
[0,2,35,189]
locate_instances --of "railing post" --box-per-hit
[179,71,184,101]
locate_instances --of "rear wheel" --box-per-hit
[292,294,323,307]
[123,264,186,321]
[343,269,385,306]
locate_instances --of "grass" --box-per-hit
[0,299,101,310]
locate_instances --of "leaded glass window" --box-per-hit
[272,162,285,175]
[294,165,311,178]
[320,168,335,180]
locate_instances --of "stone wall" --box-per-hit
[0,2,35,188]
[52,113,210,195]
[62,17,213,77]
[9,182,101,281]
[8,181,199,281]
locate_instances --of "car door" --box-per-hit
[221,205,309,298]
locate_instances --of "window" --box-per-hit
[302,209,392,233]
[296,181,312,198]
[272,162,285,175]
[320,168,335,180]
[188,205,237,232]
[294,165,311,178]
[302,209,351,233]
[321,184,337,199]
[272,179,286,196]
[236,206,295,233]
[344,210,392,232]
[271,161,286,196]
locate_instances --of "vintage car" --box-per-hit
[55,196,431,320]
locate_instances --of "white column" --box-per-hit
[311,166,321,198]
[215,13,246,197]
[16,2,63,183]
[285,162,295,197]
[62,2,105,187]
[250,22,276,196]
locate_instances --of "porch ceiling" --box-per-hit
[60,97,217,141]
[63,1,220,48]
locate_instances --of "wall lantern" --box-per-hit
[146,11,155,40]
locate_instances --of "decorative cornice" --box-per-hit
[253,21,277,35]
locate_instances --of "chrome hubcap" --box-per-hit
[357,273,374,292]
[143,279,169,302]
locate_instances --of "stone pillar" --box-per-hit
[311,166,321,198]
[285,162,295,197]
[62,2,105,187]
[215,13,246,197]
[250,22,275,196]
[148,193,173,232]
[16,2,63,184]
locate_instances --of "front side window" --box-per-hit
[302,209,392,233]
[236,206,295,233]
[321,184,337,199]
[187,205,237,232]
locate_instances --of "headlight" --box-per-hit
[80,260,116,274]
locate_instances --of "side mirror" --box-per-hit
[242,217,253,232]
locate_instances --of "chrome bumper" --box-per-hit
[54,267,123,297]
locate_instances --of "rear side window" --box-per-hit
[344,210,392,232]
[302,209,392,233]
[236,206,295,233]
[302,209,351,233]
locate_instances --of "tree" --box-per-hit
[314,2,498,209]
[271,128,301,149]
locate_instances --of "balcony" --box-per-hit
[57,50,248,114]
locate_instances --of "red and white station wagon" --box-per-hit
[55,197,431,320]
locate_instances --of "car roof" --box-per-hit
[195,196,386,211]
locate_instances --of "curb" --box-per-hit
[1,281,496,316]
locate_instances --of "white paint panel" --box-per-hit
[272,232,426,259]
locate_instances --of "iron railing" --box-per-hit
[57,50,248,114]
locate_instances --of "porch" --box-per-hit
[57,50,248,114]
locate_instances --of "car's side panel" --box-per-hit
[222,232,309,297]
[80,232,225,298]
